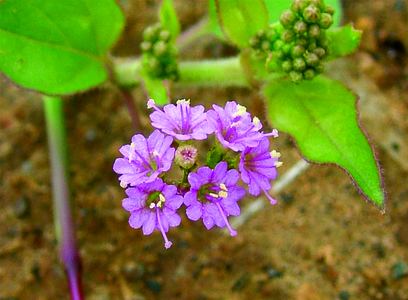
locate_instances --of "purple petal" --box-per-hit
[163,208,182,227]
[223,169,239,186]
[142,211,156,235]
[212,162,228,182]
[113,158,133,174]
[129,209,149,229]
[122,197,145,212]
[165,195,184,210]
[186,203,203,221]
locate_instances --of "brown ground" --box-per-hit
[1,0,408,299]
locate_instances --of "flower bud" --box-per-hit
[291,0,308,12]
[313,47,326,58]
[282,29,295,42]
[153,41,167,56]
[320,13,333,29]
[325,5,335,15]
[175,145,198,169]
[292,44,305,57]
[304,68,316,80]
[289,71,303,82]
[159,30,171,42]
[305,52,319,66]
[303,5,321,23]
[281,60,293,72]
[308,24,321,38]
[280,9,296,28]
[293,58,306,71]
[261,40,271,51]
[294,21,307,34]
[273,40,284,51]
[141,41,152,52]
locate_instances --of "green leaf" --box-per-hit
[0,0,124,95]
[207,0,224,39]
[263,76,385,208]
[140,71,168,105]
[215,0,268,48]
[159,0,180,39]
[327,25,362,59]
[265,0,342,27]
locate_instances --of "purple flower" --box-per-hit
[113,130,175,188]
[184,161,246,236]
[239,138,281,205]
[122,178,183,249]
[207,101,278,152]
[147,99,214,140]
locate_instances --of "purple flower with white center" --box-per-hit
[122,178,183,249]
[147,99,214,140]
[239,137,281,205]
[207,101,278,152]
[184,161,246,236]
[113,130,175,188]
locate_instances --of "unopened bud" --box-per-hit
[313,47,326,58]
[325,5,335,15]
[281,60,293,72]
[305,52,319,66]
[141,41,151,52]
[303,5,321,23]
[153,41,167,56]
[289,71,303,82]
[282,29,295,42]
[175,145,198,169]
[293,57,306,71]
[292,0,308,12]
[280,9,296,28]
[320,13,333,29]
[159,30,171,42]
[294,21,307,34]
[309,24,321,38]
[292,45,305,57]
[304,69,316,80]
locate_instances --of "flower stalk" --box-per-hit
[113,56,248,88]
[43,96,83,300]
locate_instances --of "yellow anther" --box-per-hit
[176,99,190,105]
[219,191,228,198]
[233,104,247,117]
[253,117,261,126]
[159,193,166,203]
[220,183,228,191]
[275,161,283,168]
[120,181,127,188]
[270,150,281,158]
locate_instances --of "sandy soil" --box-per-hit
[0,0,407,299]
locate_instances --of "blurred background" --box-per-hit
[0,0,407,299]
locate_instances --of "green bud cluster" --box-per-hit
[141,23,179,81]
[250,0,334,82]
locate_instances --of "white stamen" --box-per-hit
[233,104,247,117]
[275,161,283,168]
[271,129,279,138]
[159,193,166,203]
[152,150,159,157]
[120,181,127,188]
[253,117,261,126]
[209,192,219,198]
[149,203,156,209]
[270,150,281,158]
[147,99,156,109]
[176,99,190,105]
[219,190,228,198]
[220,183,228,191]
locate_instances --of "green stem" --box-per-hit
[43,96,83,300]
[113,56,248,88]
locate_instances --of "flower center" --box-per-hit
[146,191,166,209]
[198,183,229,203]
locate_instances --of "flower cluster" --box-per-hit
[113,99,281,248]
[141,23,179,81]
[250,0,334,82]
